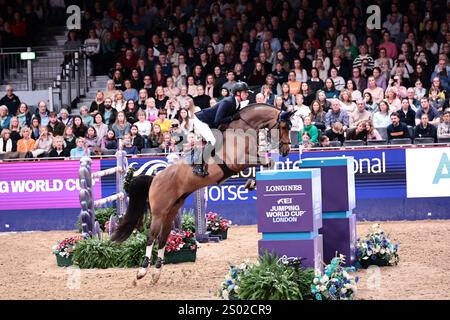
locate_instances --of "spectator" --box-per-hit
[398,98,416,127]
[48,135,70,158]
[310,100,326,131]
[307,68,324,94]
[406,87,421,112]
[415,97,441,126]
[159,132,177,154]
[364,92,378,113]
[100,129,118,153]
[0,105,11,129]
[430,58,450,91]
[84,126,100,155]
[325,121,345,145]
[385,88,402,112]
[89,91,105,116]
[299,115,319,144]
[47,112,65,137]
[0,129,16,154]
[16,103,32,128]
[345,79,362,102]
[84,29,101,76]
[379,31,398,59]
[350,67,367,92]
[372,67,387,91]
[323,78,340,99]
[318,135,331,148]
[387,112,410,141]
[438,111,450,139]
[350,100,372,128]
[92,113,108,141]
[31,126,53,158]
[373,101,392,129]
[63,126,76,151]
[148,124,164,149]
[63,30,82,65]
[112,111,131,139]
[123,79,139,102]
[122,133,139,155]
[325,99,349,131]
[414,113,437,142]
[30,117,41,140]
[72,116,88,138]
[366,120,383,141]
[339,90,356,114]
[124,100,139,124]
[8,117,21,143]
[300,132,314,149]
[346,121,368,143]
[100,98,118,127]
[193,86,211,110]
[0,85,20,115]
[112,91,126,112]
[287,72,301,96]
[70,137,91,159]
[329,67,345,91]
[364,76,385,105]
[17,127,35,154]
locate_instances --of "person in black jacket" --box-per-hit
[414,113,438,142]
[0,85,21,115]
[193,82,251,177]
[48,136,70,158]
[398,98,416,127]
[130,125,145,151]
[99,98,118,127]
[387,112,410,141]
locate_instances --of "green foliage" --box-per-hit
[95,207,117,231]
[72,238,120,269]
[181,209,195,232]
[237,252,315,300]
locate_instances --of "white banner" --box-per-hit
[406,148,450,198]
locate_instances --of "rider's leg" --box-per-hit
[192,118,216,177]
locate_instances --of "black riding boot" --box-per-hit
[192,142,214,177]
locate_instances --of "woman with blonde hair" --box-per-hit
[0,129,15,154]
[137,89,148,110]
[9,116,21,143]
[385,87,401,112]
[145,98,159,123]
[31,126,53,157]
[112,91,126,112]
[164,77,180,99]
[17,126,35,154]
[366,120,383,141]
[111,111,131,139]
[104,79,118,100]
[339,89,357,113]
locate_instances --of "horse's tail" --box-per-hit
[111,174,154,243]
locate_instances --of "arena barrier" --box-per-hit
[78,148,128,238]
[257,157,357,268]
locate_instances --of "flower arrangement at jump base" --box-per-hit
[52,235,84,267]
[206,211,232,240]
[311,255,359,300]
[356,224,399,268]
[219,262,252,300]
[163,229,198,264]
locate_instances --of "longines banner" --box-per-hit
[1,147,450,231]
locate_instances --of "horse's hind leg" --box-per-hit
[150,220,173,284]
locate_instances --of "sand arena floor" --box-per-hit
[0,220,449,300]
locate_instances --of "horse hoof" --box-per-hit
[136,267,148,280]
[150,269,161,285]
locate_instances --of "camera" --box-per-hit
[171,123,179,128]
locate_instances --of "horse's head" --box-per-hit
[278,110,296,157]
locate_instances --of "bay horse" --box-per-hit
[111,103,295,283]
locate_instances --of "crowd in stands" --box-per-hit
[1,0,450,159]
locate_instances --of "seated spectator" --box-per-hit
[330,68,345,91]
[70,137,91,159]
[300,132,315,148]
[415,97,440,126]
[104,79,118,101]
[154,109,172,133]
[59,108,73,127]
[89,91,105,116]
[274,96,287,111]
[300,83,315,107]
[287,72,301,96]
[78,106,93,128]
[429,88,446,114]
[350,100,372,128]
[32,101,50,126]
[155,86,170,109]
[387,112,410,141]
[92,113,108,141]
[364,76,385,105]
[430,58,450,91]
[30,117,41,140]
[385,87,402,112]
[317,90,331,113]
[122,133,139,155]
[366,120,383,141]
[135,110,152,139]
[325,99,349,131]
[364,92,379,113]
[16,103,32,128]
[372,67,387,91]
[63,126,76,151]
[145,98,159,123]
[373,101,392,128]
[47,112,65,137]
[8,117,21,143]
[112,91,126,112]
[0,105,11,129]
[0,129,16,154]
[100,129,118,153]
[48,136,70,158]
[438,111,450,139]
[31,126,53,158]
[123,79,139,101]
[100,98,117,126]
[193,86,211,110]
[345,79,362,102]
[398,98,416,127]
[299,115,319,144]
[414,114,437,142]
[280,83,296,106]
[310,100,326,131]
[85,126,100,155]
[179,108,193,136]
[72,116,88,138]
[130,125,145,152]
[111,111,131,139]
[148,124,164,149]
[323,78,340,99]
[346,121,368,143]
[414,79,427,101]
[0,85,21,116]
[307,68,324,94]
[16,127,35,154]
[137,89,149,111]
[124,99,139,124]
[325,121,345,145]
[339,90,356,114]
[168,119,185,152]
[293,94,311,118]
[159,132,177,154]
[406,87,421,112]
[318,135,331,148]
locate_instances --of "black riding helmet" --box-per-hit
[232,81,251,94]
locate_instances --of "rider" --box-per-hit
[191,81,251,177]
